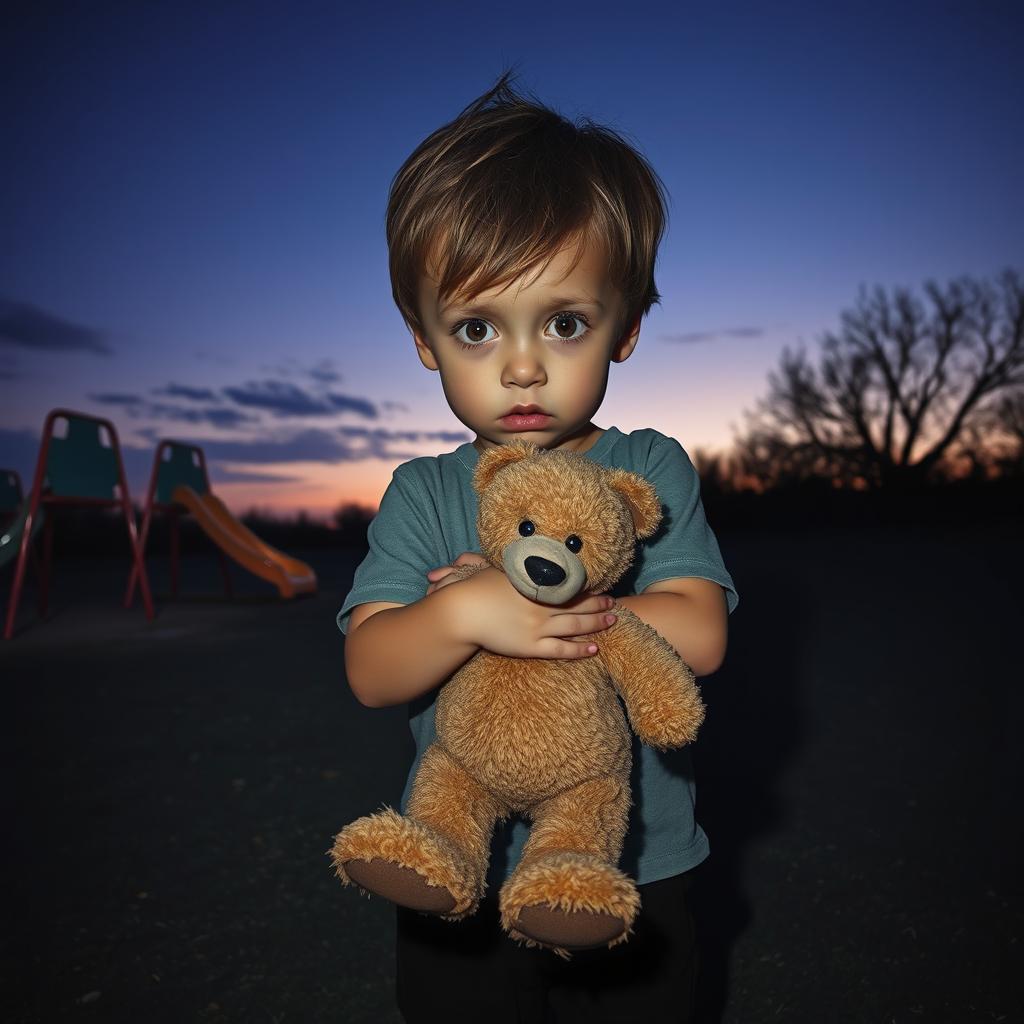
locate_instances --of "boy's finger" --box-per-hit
[544,639,600,659]
[548,612,616,637]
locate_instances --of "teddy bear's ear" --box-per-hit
[473,439,538,494]
[606,468,662,539]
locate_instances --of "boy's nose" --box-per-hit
[501,345,547,388]
[524,556,566,587]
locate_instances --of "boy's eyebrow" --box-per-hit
[441,295,606,316]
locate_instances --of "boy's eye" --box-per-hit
[449,312,592,348]
[453,318,496,346]
[547,313,590,342]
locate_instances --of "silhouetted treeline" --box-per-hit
[731,269,1024,491]
[699,472,1023,531]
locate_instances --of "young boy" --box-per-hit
[336,72,739,1023]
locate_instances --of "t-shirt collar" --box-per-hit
[454,426,621,473]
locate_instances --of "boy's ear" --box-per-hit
[611,314,642,364]
[473,440,537,494]
[412,330,439,371]
[606,468,662,539]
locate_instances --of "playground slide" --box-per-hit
[171,485,317,599]
[0,503,44,570]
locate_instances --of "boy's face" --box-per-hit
[412,236,641,454]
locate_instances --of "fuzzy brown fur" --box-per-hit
[330,441,705,955]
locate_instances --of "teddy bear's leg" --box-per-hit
[498,774,639,953]
[330,743,503,919]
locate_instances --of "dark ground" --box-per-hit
[1,522,1021,1023]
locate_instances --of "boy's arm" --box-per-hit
[615,577,728,677]
[345,566,616,708]
[344,587,480,708]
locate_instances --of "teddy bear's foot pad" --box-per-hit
[343,858,456,914]
[515,903,627,949]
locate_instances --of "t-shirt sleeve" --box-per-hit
[632,436,739,614]
[336,468,439,635]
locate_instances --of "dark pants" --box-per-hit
[396,871,698,1023]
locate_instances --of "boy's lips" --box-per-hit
[500,404,552,430]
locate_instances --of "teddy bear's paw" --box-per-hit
[329,807,480,917]
[499,852,640,952]
[630,683,706,751]
[343,858,457,913]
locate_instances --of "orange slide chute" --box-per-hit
[171,485,317,599]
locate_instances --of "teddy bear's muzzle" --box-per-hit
[502,535,586,605]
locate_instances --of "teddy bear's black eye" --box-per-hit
[565,534,582,553]
[519,520,535,537]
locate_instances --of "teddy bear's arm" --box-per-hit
[596,605,705,750]
[445,562,488,583]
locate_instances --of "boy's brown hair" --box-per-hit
[386,68,670,342]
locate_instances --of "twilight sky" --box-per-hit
[1,1,1021,515]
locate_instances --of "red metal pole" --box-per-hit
[4,411,57,640]
[169,507,180,598]
[105,419,153,621]
[38,510,54,616]
[122,495,154,620]
[124,441,163,608]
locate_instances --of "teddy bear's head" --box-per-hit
[472,440,662,605]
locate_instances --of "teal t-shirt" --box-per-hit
[337,425,739,886]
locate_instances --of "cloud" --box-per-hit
[662,326,764,344]
[0,299,111,354]
[332,425,470,460]
[154,383,219,402]
[146,403,255,428]
[88,393,253,428]
[223,380,378,419]
[309,360,342,384]
[258,358,344,384]
[200,429,364,464]
[0,369,20,381]
[338,426,469,444]
[383,400,410,414]
[89,392,145,406]
[208,467,303,485]
[327,393,378,418]
[194,425,468,465]
[223,381,335,416]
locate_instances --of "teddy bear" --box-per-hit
[330,439,705,954]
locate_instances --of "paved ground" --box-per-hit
[1,522,1021,1023]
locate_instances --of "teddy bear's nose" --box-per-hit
[524,556,566,587]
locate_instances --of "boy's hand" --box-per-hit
[426,552,489,595]
[443,564,616,660]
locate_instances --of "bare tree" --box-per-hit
[995,390,1024,473]
[959,388,1024,479]
[734,269,1024,490]
[690,446,732,497]
[333,502,374,543]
